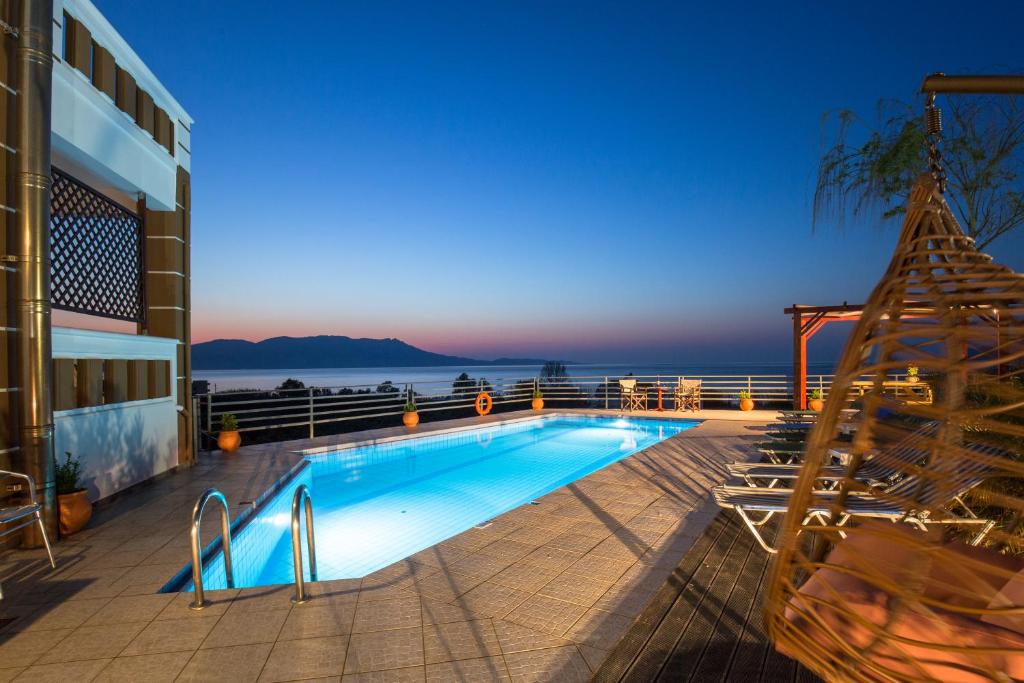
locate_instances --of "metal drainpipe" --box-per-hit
[14,0,56,543]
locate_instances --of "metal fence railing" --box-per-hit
[192,373,852,450]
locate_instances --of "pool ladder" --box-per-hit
[187,486,318,610]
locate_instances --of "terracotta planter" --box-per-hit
[808,398,824,412]
[739,398,755,412]
[403,411,420,428]
[58,490,92,536]
[218,430,241,453]
[531,398,544,411]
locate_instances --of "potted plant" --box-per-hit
[532,389,544,411]
[738,390,755,412]
[217,413,241,453]
[403,400,420,428]
[906,365,920,383]
[56,451,91,536]
[808,388,824,412]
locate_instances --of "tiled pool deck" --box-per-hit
[0,410,773,682]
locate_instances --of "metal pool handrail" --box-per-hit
[291,484,318,604]
[189,488,235,610]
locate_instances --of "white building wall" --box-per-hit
[51,328,179,502]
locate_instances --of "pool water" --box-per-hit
[176,415,697,591]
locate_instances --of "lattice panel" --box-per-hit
[50,169,145,322]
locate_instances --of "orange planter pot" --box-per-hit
[403,411,420,428]
[739,398,755,411]
[58,490,92,536]
[218,430,241,453]
[532,398,544,410]
[809,398,824,412]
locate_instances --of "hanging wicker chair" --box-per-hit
[764,172,1024,682]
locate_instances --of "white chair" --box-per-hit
[619,379,647,411]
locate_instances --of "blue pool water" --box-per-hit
[178,415,697,591]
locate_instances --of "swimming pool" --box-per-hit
[169,415,697,591]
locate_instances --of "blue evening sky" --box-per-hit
[95,1,1024,364]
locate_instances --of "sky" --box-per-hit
[94,0,1024,365]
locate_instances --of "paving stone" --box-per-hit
[279,604,357,640]
[82,593,175,626]
[505,594,588,637]
[492,620,572,655]
[343,628,424,674]
[425,655,510,682]
[11,657,112,683]
[0,628,73,667]
[177,642,273,683]
[37,621,146,663]
[120,616,220,655]
[155,588,240,620]
[351,596,421,633]
[201,609,289,648]
[564,608,634,650]
[341,666,423,682]
[502,644,591,683]
[259,635,349,682]
[454,582,531,619]
[93,651,193,682]
[422,619,501,664]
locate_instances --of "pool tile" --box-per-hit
[258,635,349,682]
[411,571,482,602]
[447,554,514,581]
[422,619,501,664]
[343,628,424,674]
[425,655,510,682]
[562,555,635,584]
[577,643,608,672]
[177,642,273,683]
[519,547,584,572]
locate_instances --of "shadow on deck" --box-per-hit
[593,511,821,683]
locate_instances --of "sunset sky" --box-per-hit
[97,1,1024,364]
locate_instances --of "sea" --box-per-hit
[194,362,838,392]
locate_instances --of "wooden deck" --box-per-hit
[593,511,821,683]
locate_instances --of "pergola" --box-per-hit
[786,301,1006,409]
[786,303,866,410]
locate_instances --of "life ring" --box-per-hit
[475,392,492,415]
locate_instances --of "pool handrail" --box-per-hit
[189,488,235,610]
[291,484,318,604]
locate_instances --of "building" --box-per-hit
[1,0,192,542]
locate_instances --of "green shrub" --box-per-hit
[55,451,82,495]
[220,413,239,431]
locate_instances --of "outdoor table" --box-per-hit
[653,385,665,411]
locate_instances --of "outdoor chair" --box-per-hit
[0,469,56,600]
[673,379,701,411]
[713,441,1003,554]
[618,379,647,411]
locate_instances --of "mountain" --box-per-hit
[191,335,557,370]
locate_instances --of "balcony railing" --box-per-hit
[192,373,854,450]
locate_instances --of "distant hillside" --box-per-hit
[192,335,558,370]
